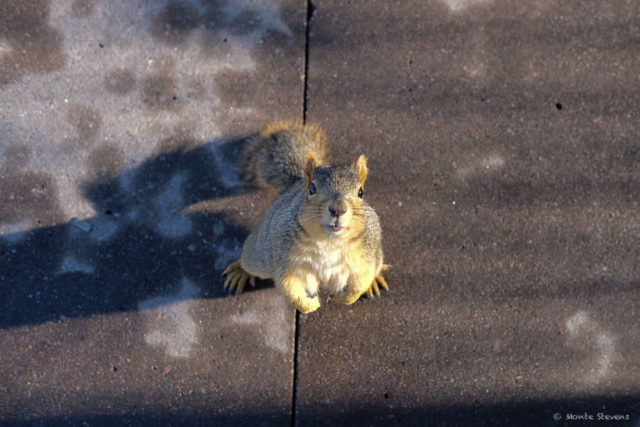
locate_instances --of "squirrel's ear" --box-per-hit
[352,154,368,186]
[304,153,319,186]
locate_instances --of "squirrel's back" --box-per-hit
[240,121,327,193]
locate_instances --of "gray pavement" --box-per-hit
[1,0,639,426]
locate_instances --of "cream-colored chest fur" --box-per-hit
[293,238,351,297]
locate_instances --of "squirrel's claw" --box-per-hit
[366,280,379,297]
[376,273,389,291]
[222,260,257,295]
[366,272,389,298]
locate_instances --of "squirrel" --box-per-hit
[222,121,388,314]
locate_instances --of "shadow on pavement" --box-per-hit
[0,135,257,329]
[1,394,637,426]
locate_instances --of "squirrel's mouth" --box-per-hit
[327,223,344,233]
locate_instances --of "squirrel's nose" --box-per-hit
[329,203,347,218]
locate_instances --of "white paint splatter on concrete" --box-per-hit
[212,220,225,237]
[209,218,241,269]
[456,153,506,178]
[232,310,259,325]
[87,215,120,242]
[0,221,32,244]
[565,310,589,336]
[0,39,12,56]
[58,255,95,275]
[565,310,616,383]
[70,217,92,233]
[214,238,241,270]
[231,293,290,353]
[208,138,241,190]
[482,154,506,169]
[139,278,199,358]
[0,0,293,222]
[222,0,293,38]
[594,333,615,379]
[463,60,486,78]
[440,0,490,12]
[154,173,192,238]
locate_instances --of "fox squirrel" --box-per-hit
[222,122,388,314]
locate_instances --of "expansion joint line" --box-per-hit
[301,0,314,125]
[292,2,314,426]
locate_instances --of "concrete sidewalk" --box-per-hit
[1,0,639,426]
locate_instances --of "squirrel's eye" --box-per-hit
[358,187,364,199]
[309,183,317,195]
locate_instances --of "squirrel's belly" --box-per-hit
[317,263,349,294]
[303,246,349,295]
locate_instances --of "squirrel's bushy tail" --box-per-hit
[240,121,327,193]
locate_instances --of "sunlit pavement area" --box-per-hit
[1,1,639,426]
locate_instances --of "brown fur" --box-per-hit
[223,122,387,313]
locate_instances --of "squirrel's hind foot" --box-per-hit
[365,266,390,298]
[222,260,257,295]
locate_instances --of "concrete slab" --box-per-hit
[298,0,640,425]
[0,0,304,424]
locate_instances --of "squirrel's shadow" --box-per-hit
[0,134,263,329]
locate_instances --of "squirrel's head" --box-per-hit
[299,153,368,239]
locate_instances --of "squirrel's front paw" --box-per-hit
[295,296,321,314]
[222,260,257,295]
[332,290,361,305]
